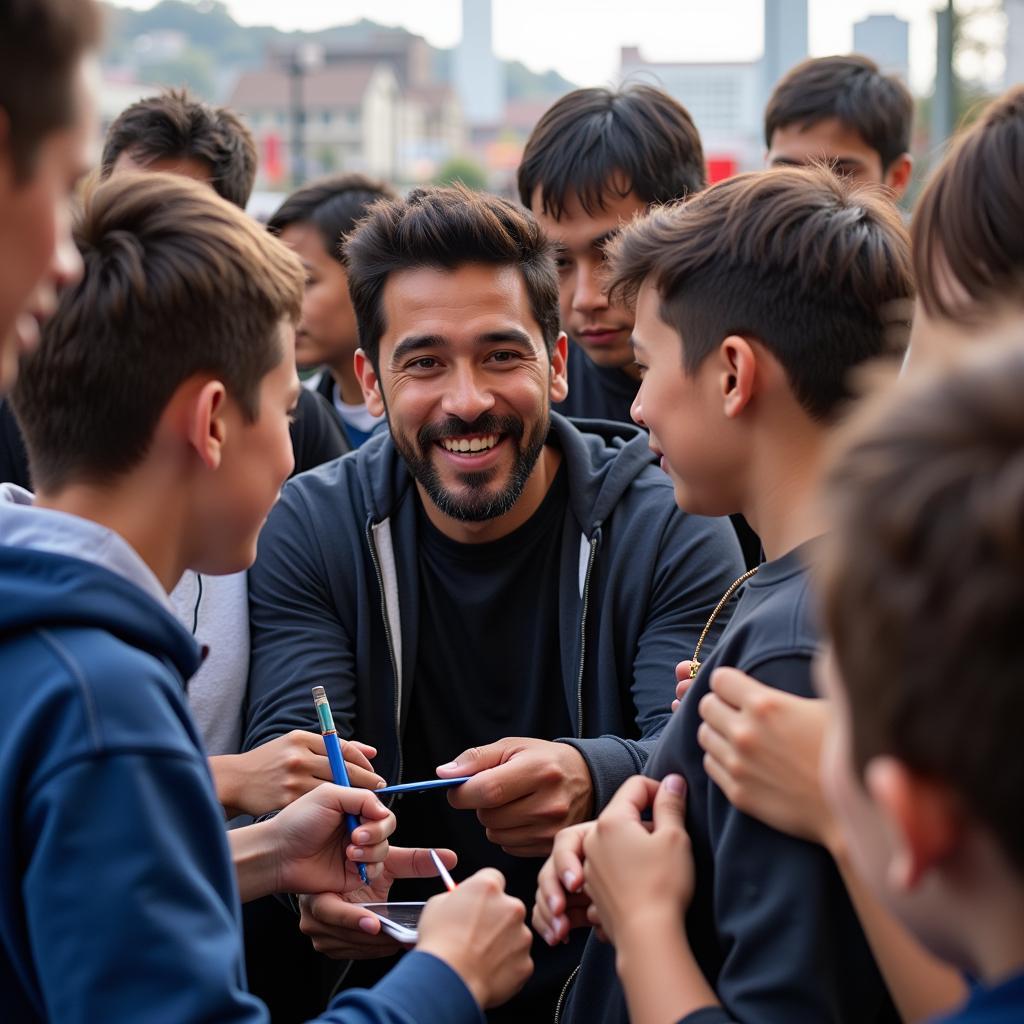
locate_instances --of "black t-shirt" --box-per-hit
[388,461,581,1020]
[0,399,30,489]
[554,340,639,424]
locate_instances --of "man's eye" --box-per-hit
[490,351,517,363]
[633,361,647,377]
[411,357,438,370]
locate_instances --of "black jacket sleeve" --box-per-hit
[289,388,349,476]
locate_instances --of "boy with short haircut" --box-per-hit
[518,84,705,426]
[0,170,532,1023]
[534,165,912,1022]
[766,54,913,197]
[818,341,1024,1023]
[268,174,396,448]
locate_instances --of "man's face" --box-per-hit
[629,281,739,516]
[278,221,359,373]
[196,320,300,573]
[531,186,647,376]
[768,116,911,197]
[0,60,95,392]
[361,263,567,523]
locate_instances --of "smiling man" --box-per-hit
[243,185,743,1021]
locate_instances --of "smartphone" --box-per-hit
[353,901,426,943]
[375,776,471,795]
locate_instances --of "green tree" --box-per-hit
[433,155,488,190]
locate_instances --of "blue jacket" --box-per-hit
[0,543,484,1024]
[245,414,745,807]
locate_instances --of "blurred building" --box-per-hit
[455,0,505,127]
[853,14,910,82]
[1007,0,1024,87]
[762,0,809,102]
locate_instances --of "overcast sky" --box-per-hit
[116,1,1006,95]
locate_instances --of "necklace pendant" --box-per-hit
[690,660,700,679]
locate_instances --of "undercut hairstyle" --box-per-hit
[267,174,397,263]
[100,89,257,209]
[912,85,1024,322]
[607,165,914,421]
[0,0,101,180]
[517,84,706,219]
[820,341,1024,875]
[343,183,560,370]
[765,55,913,171]
[11,173,303,491]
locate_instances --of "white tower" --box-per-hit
[762,0,809,104]
[455,0,504,126]
[1006,0,1024,87]
[854,14,910,82]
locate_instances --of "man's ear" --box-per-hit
[549,331,569,404]
[354,348,385,417]
[185,379,228,470]
[719,334,756,419]
[865,756,962,891]
[884,153,913,200]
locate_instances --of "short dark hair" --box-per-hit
[343,184,560,370]
[607,165,914,420]
[517,84,706,219]
[267,174,397,263]
[765,55,913,171]
[912,85,1024,322]
[820,340,1024,876]
[11,173,303,491]
[100,89,257,209]
[0,0,101,180]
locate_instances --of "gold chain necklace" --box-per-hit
[689,565,760,678]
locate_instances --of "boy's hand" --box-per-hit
[298,847,457,959]
[671,660,695,712]
[417,868,534,1010]
[582,775,692,945]
[271,783,394,895]
[440,737,594,857]
[533,820,598,946]
[211,730,385,817]
[697,668,837,849]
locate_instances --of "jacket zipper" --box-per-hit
[365,518,403,788]
[575,534,599,738]
[553,963,582,1023]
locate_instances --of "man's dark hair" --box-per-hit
[0,0,101,180]
[820,340,1024,875]
[517,84,706,219]
[267,174,397,263]
[606,165,914,421]
[11,173,303,491]
[343,183,560,370]
[765,55,913,171]
[100,89,257,209]
[912,85,1024,322]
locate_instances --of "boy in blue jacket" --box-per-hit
[534,165,913,1022]
[816,342,1024,1024]
[0,169,533,1023]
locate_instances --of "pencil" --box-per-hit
[312,685,369,886]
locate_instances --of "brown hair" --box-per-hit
[100,89,258,209]
[765,55,913,171]
[11,173,303,491]
[0,0,101,179]
[607,165,914,420]
[343,183,560,370]
[518,84,706,219]
[820,340,1024,874]
[912,86,1024,322]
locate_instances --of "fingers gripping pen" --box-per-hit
[312,685,369,885]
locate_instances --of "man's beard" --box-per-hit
[391,410,548,522]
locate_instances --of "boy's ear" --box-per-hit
[865,756,963,891]
[719,334,757,419]
[549,331,569,404]
[354,348,385,417]
[884,153,913,200]
[185,379,229,470]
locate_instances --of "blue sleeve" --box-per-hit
[707,655,885,1022]
[245,483,358,751]
[562,512,745,812]
[23,751,267,1024]
[320,952,484,1024]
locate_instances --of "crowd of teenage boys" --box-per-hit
[1,2,1023,1022]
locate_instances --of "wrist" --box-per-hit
[228,819,281,903]
[210,753,245,816]
[416,939,487,1009]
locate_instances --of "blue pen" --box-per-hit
[312,685,369,885]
